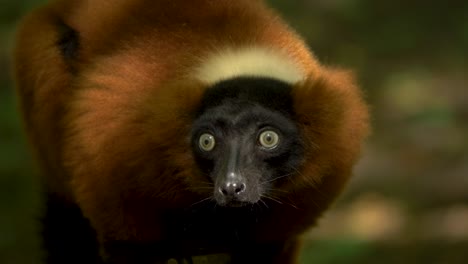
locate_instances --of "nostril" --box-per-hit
[219,182,246,196]
[220,188,228,196]
[235,183,246,194]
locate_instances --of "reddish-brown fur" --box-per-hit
[14,0,369,263]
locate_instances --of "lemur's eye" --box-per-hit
[199,133,216,151]
[258,130,279,149]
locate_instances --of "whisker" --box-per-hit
[187,187,214,191]
[266,188,289,194]
[289,165,330,202]
[196,182,215,187]
[190,196,213,207]
[287,165,303,179]
[263,194,302,210]
[258,199,269,209]
[262,195,283,205]
[287,164,319,189]
[261,172,294,184]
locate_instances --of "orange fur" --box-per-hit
[14,0,369,262]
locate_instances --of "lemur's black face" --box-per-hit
[191,77,304,207]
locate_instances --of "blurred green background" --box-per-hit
[1,0,467,263]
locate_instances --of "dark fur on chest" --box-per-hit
[43,193,276,263]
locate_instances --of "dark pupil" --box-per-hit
[265,135,272,142]
[204,139,210,146]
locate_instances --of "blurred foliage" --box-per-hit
[1,0,467,263]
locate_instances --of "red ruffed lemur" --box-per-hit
[13,0,369,263]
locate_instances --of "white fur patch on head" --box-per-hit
[194,47,305,85]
